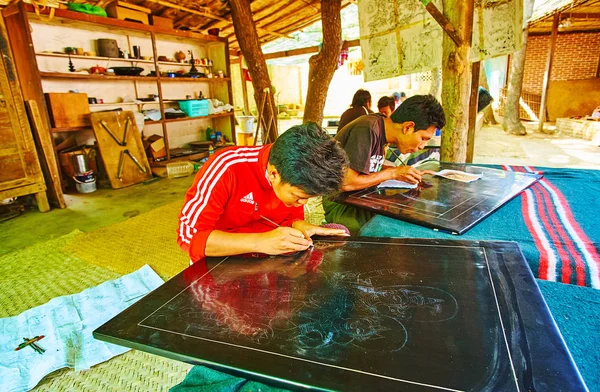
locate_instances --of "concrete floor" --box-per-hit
[2,122,599,256]
[474,122,600,170]
[0,176,194,256]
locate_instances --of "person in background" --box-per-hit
[177,124,349,263]
[377,96,395,118]
[337,89,373,132]
[324,94,446,235]
[392,92,407,110]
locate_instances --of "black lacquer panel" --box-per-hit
[94,238,586,391]
[334,163,541,234]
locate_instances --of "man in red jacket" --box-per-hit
[178,124,349,263]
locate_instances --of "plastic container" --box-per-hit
[166,161,200,179]
[238,116,254,133]
[237,116,255,146]
[179,99,209,117]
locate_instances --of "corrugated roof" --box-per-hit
[529,0,575,23]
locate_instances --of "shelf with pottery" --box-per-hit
[23,4,235,162]
[39,71,155,81]
[39,71,230,82]
[24,4,222,44]
[35,52,154,64]
[158,60,213,67]
[157,76,230,82]
[50,111,233,132]
[89,100,176,107]
[145,111,234,125]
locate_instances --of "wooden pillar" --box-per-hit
[466,62,481,163]
[538,12,559,133]
[2,2,65,208]
[229,0,278,143]
[302,0,342,126]
[439,0,475,163]
[238,55,250,116]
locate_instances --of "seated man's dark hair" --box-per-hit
[390,94,446,131]
[377,96,395,112]
[350,89,371,108]
[269,123,348,196]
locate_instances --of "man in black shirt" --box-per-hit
[324,94,446,234]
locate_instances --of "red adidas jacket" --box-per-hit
[177,145,304,262]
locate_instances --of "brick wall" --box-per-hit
[522,32,600,95]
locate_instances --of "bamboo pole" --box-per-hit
[538,12,559,133]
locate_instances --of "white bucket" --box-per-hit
[73,171,97,193]
[238,116,254,133]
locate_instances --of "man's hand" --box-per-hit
[257,227,312,255]
[392,166,435,184]
[292,220,350,240]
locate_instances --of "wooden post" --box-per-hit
[238,55,250,116]
[440,0,475,163]
[25,101,66,208]
[466,62,480,163]
[150,31,171,160]
[2,3,66,206]
[229,0,278,143]
[302,0,342,126]
[538,12,559,133]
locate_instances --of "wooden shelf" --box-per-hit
[36,52,154,64]
[158,61,213,67]
[39,71,155,81]
[23,4,234,164]
[40,72,230,82]
[158,76,230,82]
[26,5,225,44]
[145,111,234,125]
[89,101,174,107]
[51,126,91,133]
[166,151,209,163]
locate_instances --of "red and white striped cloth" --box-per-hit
[503,165,600,288]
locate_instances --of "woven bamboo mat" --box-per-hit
[63,202,189,280]
[0,231,191,391]
[1,199,325,391]
[304,196,326,226]
[64,199,325,279]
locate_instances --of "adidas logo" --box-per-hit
[240,192,254,204]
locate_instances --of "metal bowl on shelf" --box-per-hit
[109,67,144,76]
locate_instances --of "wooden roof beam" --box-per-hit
[141,0,291,39]
[263,39,359,60]
[422,0,463,47]
[260,9,318,30]
[560,12,600,19]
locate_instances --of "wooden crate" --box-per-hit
[106,1,150,25]
[45,92,90,128]
[150,15,173,29]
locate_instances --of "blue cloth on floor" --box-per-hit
[538,280,600,391]
[170,366,286,392]
[360,165,600,289]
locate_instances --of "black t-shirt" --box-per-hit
[335,114,387,175]
[337,106,373,132]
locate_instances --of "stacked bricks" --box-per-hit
[522,32,600,95]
